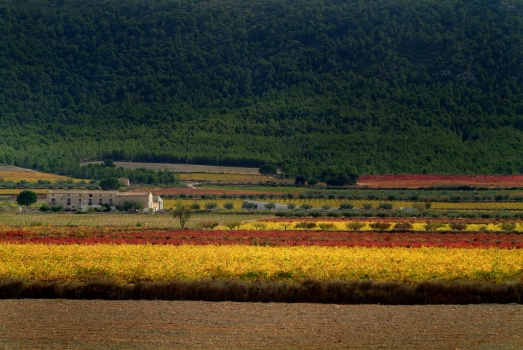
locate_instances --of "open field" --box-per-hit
[1,300,522,349]
[180,173,292,183]
[0,171,77,183]
[359,174,523,188]
[0,213,269,229]
[81,161,262,174]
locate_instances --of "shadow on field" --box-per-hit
[1,279,522,304]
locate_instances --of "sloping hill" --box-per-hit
[1,0,523,177]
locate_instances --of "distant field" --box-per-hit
[359,174,523,188]
[179,173,292,183]
[81,161,262,174]
[0,171,77,183]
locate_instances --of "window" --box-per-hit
[99,198,103,205]
[88,199,92,205]
[67,199,71,205]
[51,198,56,205]
[109,199,113,205]
[89,194,92,198]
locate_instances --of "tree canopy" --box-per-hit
[0,0,522,176]
[16,190,38,207]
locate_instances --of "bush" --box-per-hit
[265,202,276,210]
[318,223,336,230]
[346,222,365,230]
[339,203,354,210]
[287,203,296,210]
[294,222,317,230]
[369,222,391,230]
[190,203,201,210]
[242,201,256,210]
[223,202,234,210]
[449,222,468,231]
[200,221,220,230]
[225,221,242,230]
[39,204,50,212]
[424,222,444,231]
[362,203,373,210]
[50,205,63,212]
[309,211,326,218]
[393,222,413,231]
[300,204,313,211]
[205,202,218,210]
[500,222,517,232]
[378,203,393,210]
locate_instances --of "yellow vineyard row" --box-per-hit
[0,244,521,284]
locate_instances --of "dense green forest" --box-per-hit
[0,0,523,178]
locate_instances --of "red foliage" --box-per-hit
[2,229,522,249]
[358,174,523,188]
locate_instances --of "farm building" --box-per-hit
[46,190,163,212]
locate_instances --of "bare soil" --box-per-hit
[80,161,261,174]
[0,300,522,349]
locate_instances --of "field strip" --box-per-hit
[0,300,521,349]
[80,161,261,174]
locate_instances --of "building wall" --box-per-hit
[46,191,161,211]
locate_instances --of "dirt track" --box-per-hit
[0,300,522,349]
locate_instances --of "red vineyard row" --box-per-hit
[359,174,523,188]
[2,230,523,249]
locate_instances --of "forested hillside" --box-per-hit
[1,0,523,177]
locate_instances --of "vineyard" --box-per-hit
[2,173,523,304]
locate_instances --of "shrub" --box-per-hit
[424,222,444,231]
[223,202,234,210]
[309,211,326,218]
[449,222,468,231]
[252,222,267,230]
[300,204,313,211]
[378,203,393,210]
[39,204,50,212]
[294,222,317,230]
[500,222,517,232]
[50,205,63,212]
[346,222,365,231]
[369,222,391,230]
[318,223,336,230]
[322,205,331,211]
[339,203,354,210]
[287,203,296,210]
[393,222,413,231]
[362,203,373,210]
[205,202,218,210]
[242,201,256,210]
[200,221,220,230]
[190,203,201,210]
[265,202,276,210]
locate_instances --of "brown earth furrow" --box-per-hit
[1,300,522,349]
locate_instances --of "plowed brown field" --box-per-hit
[0,300,522,349]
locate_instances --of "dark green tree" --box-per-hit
[16,190,38,207]
[259,164,277,178]
[99,177,121,190]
